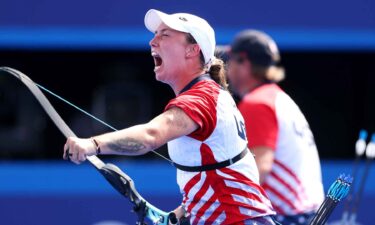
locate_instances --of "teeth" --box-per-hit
[151,52,160,57]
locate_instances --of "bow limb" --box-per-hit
[0,66,104,169]
[0,66,171,225]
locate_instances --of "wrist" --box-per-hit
[90,138,101,155]
[174,204,188,219]
[181,204,189,217]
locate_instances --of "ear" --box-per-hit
[185,44,201,58]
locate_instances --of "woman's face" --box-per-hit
[149,23,190,84]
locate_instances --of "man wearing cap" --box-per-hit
[226,29,324,225]
[63,11,278,224]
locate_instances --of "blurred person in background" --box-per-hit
[224,30,325,225]
[63,10,278,225]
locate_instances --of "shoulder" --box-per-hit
[165,80,223,140]
[169,80,221,107]
[182,80,221,97]
[240,83,282,108]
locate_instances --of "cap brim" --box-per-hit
[145,9,188,33]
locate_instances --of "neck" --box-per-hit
[171,69,206,95]
[239,77,265,97]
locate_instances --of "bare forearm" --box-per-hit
[258,167,270,184]
[93,124,159,156]
[95,107,198,156]
[63,107,198,164]
[252,146,275,184]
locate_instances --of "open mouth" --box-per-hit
[151,52,163,69]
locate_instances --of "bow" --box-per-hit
[0,67,175,225]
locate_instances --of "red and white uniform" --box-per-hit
[238,83,324,216]
[166,76,275,225]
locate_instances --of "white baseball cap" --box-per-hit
[144,9,216,65]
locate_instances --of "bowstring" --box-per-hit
[36,83,173,164]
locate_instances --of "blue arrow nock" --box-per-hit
[327,174,353,202]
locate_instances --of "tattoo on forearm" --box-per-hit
[107,138,146,154]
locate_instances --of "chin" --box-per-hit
[154,72,167,83]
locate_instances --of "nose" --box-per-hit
[149,35,159,47]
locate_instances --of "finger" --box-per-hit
[71,144,80,164]
[72,158,81,165]
[66,149,73,160]
[64,145,73,160]
[63,143,68,160]
[63,138,73,160]
[78,151,87,163]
